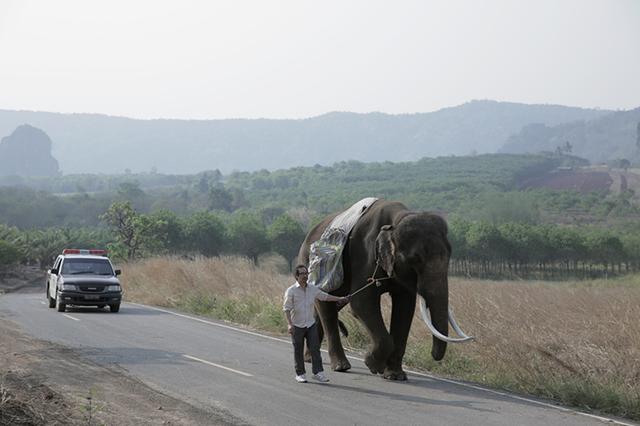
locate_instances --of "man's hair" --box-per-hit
[294,264,308,278]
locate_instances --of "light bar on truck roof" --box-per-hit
[62,249,108,256]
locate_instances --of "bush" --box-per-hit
[0,240,21,267]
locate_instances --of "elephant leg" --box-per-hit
[316,300,351,371]
[351,293,393,375]
[384,291,416,381]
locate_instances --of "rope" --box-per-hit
[347,261,394,298]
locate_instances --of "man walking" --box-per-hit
[283,264,350,383]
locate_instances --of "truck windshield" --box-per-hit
[61,259,114,275]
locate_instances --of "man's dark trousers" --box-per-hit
[291,323,323,375]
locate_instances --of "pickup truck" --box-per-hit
[46,249,122,313]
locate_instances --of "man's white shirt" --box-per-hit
[283,282,331,328]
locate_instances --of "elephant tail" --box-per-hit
[338,319,349,338]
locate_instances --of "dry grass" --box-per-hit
[123,255,291,332]
[122,256,640,420]
[124,255,288,305]
[419,278,640,417]
[0,372,71,426]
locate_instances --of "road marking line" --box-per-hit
[128,303,290,344]
[183,354,253,377]
[62,314,80,321]
[40,301,46,305]
[130,302,632,426]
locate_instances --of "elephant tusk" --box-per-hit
[419,298,474,343]
[448,308,474,341]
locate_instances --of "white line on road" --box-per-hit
[183,354,253,377]
[128,303,291,344]
[130,302,634,426]
[62,314,80,321]
[40,301,46,305]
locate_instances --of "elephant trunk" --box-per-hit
[419,286,449,361]
[418,274,474,361]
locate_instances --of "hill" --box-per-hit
[0,125,60,177]
[0,101,609,175]
[499,107,640,163]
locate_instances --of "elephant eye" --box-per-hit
[406,252,423,264]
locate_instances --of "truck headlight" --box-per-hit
[61,284,77,291]
[106,285,121,292]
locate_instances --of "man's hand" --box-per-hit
[287,324,294,335]
[336,295,351,307]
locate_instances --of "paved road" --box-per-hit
[0,293,634,426]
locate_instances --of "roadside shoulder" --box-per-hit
[0,318,242,425]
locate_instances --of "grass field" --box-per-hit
[121,255,640,421]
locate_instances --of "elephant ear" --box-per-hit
[376,225,395,277]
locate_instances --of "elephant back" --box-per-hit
[307,198,379,292]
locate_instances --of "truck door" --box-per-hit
[49,257,62,298]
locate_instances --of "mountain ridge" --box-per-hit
[0,100,614,174]
[500,107,640,163]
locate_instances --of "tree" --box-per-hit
[26,228,71,268]
[268,214,305,270]
[619,158,630,172]
[183,211,226,256]
[230,188,249,210]
[100,202,168,259]
[260,206,286,225]
[563,141,572,154]
[117,181,145,201]
[584,231,624,271]
[196,175,209,194]
[0,240,21,268]
[147,210,184,253]
[100,202,140,259]
[227,212,269,264]
[208,186,233,212]
[195,170,223,194]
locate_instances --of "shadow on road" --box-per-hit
[310,379,496,413]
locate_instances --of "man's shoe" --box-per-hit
[312,372,329,382]
[295,374,307,383]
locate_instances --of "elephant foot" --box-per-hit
[364,353,385,375]
[331,358,351,372]
[383,368,407,381]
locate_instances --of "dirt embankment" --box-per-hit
[0,268,238,426]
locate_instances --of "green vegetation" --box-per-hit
[2,153,640,278]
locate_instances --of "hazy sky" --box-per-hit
[0,0,638,119]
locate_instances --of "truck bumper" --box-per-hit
[58,292,122,305]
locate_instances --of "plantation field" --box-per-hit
[520,165,640,201]
[121,256,640,421]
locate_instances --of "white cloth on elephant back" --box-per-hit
[308,197,379,292]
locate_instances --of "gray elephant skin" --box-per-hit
[298,199,462,381]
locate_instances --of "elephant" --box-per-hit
[298,199,472,381]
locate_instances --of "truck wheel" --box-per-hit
[56,294,66,312]
[47,285,56,308]
[109,304,120,313]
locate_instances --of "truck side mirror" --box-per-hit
[50,268,58,275]
[115,269,122,276]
